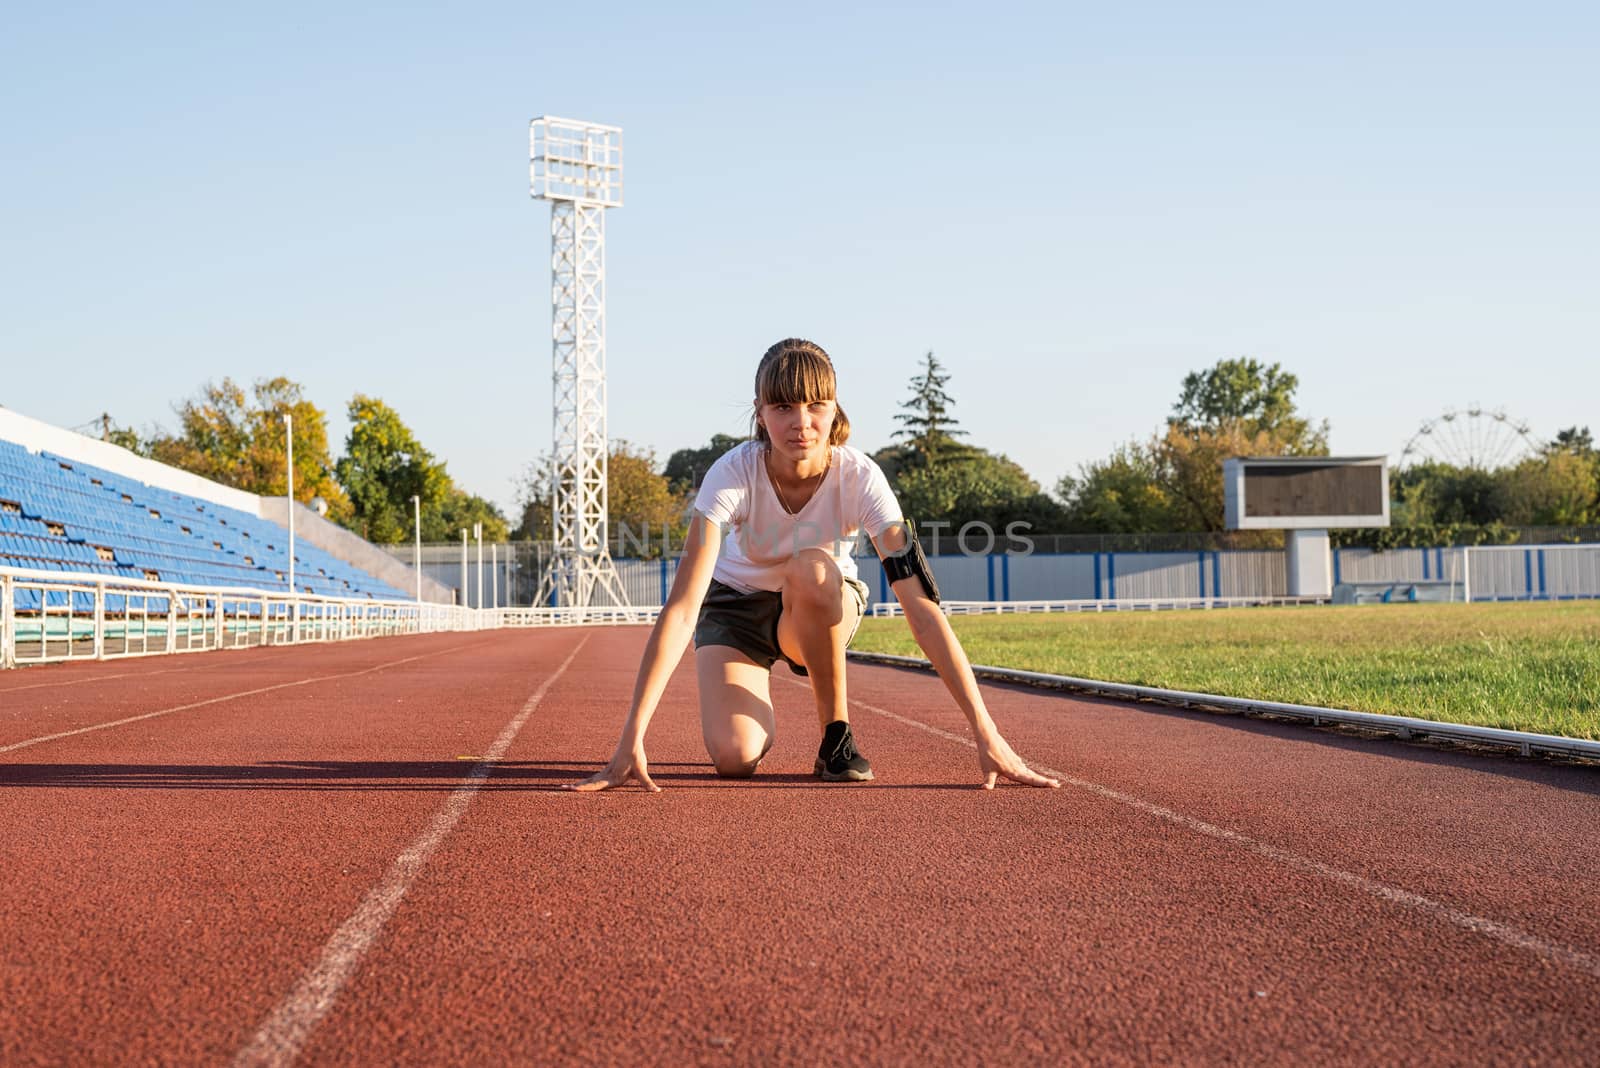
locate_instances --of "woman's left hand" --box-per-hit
[977,733,1061,790]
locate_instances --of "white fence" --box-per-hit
[1330,544,1600,602]
[868,596,1320,618]
[0,563,669,669]
[1,565,479,669]
[597,551,1292,607]
[8,543,1600,669]
[1461,544,1600,603]
[400,543,1600,611]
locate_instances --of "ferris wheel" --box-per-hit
[1399,406,1538,470]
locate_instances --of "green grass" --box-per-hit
[852,601,1600,739]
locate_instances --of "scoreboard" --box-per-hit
[1224,457,1389,530]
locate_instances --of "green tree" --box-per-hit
[875,350,1065,534]
[893,351,968,465]
[105,426,144,454]
[146,377,351,522]
[608,442,687,528]
[511,457,552,541]
[1343,433,1600,547]
[1551,426,1595,454]
[1171,357,1328,452]
[890,447,1066,536]
[608,442,690,554]
[1152,357,1330,530]
[1057,443,1182,533]
[1392,462,1501,526]
[663,433,745,494]
[335,395,452,543]
[1152,421,1326,532]
[438,490,509,543]
[512,443,688,553]
[1056,358,1329,533]
[1492,453,1599,526]
[87,413,147,454]
[146,379,252,482]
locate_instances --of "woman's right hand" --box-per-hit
[565,742,661,793]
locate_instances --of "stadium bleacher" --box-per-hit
[0,437,404,602]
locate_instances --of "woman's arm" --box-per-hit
[566,514,723,792]
[871,524,1060,790]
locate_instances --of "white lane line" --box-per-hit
[797,675,1600,981]
[231,634,590,1068]
[0,646,474,755]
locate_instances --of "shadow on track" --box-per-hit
[0,761,979,791]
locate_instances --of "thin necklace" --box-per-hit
[767,446,831,516]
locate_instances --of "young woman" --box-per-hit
[568,338,1059,792]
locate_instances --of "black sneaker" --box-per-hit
[814,720,874,782]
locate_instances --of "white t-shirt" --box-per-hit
[693,441,901,593]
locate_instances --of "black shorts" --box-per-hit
[694,577,869,676]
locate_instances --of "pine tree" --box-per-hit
[892,351,966,464]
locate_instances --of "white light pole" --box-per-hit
[474,522,484,611]
[283,412,295,596]
[460,529,468,606]
[411,495,422,603]
[491,542,498,609]
[530,116,631,610]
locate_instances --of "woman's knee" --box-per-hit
[712,754,761,779]
[782,550,843,613]
[707,735,770,778]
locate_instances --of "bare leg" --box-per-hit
[695,645,776,778]
[776,548,861,730]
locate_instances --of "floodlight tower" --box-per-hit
[530,116,631,609]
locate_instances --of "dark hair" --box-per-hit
[751,338,851,446]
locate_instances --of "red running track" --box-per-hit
[2,628,1599,1065]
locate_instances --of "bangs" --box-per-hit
[756,349,837,407]
[751,337,852,446]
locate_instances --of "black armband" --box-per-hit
[879,520,941,603]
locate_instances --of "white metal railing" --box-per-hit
[868,596,1324,618]
[500,596,1321,624]
[0,565,482,669]
[4,564,1343,670]
[497,605,660,627]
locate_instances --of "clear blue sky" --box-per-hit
[4,1,1596,516]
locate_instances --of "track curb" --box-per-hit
[846,650,1600,762]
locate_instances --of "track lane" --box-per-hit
[841,662,1600,954]
[5,629,1600,1065]
[0,634,470,695]
[0,654,242,694]
[290,630,1600,1065]
[0,633,477,751]
[0,629,586,1067]
[233,634,590,1068]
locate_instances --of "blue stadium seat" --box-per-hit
[2,443,406,601]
